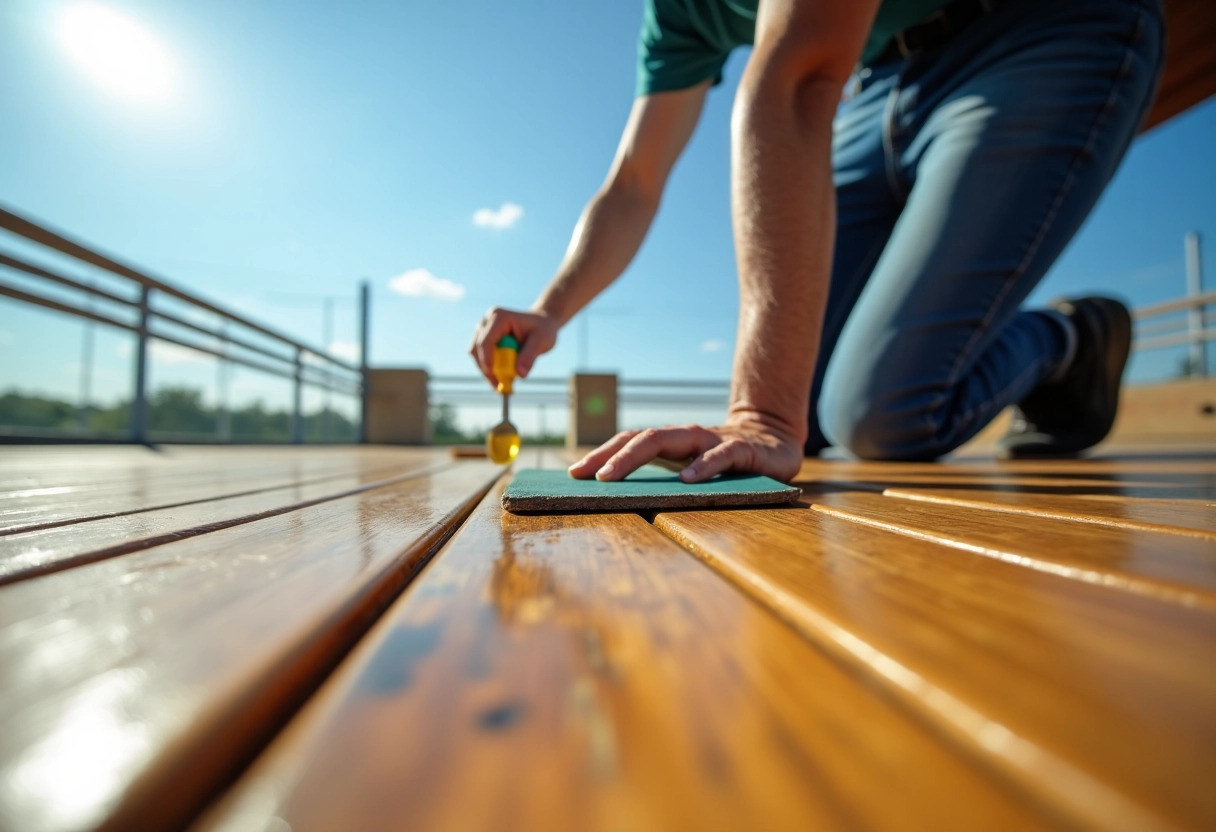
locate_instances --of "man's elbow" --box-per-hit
[738,41,853,119]
[602,158,664,213]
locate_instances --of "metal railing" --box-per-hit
[0,206,367,443]
[1130,230,1212,377]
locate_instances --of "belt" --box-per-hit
[871,0,1001,65]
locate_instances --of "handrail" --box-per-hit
[1132,291,1216,320]
[0,206,360,373]
[0,205,367,443]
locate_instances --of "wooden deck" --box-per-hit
[0,443,1213,831]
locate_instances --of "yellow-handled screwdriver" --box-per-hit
[486,335,521,464]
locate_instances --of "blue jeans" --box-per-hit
[808,0,1164,459]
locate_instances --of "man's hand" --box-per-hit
[470,307,558,388]
[568,414,803,484]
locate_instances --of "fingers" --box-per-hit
[513,323,552,379]
[568,430,639,479]
[469,307,512,388]
[575,426,720,482]
[681,437,756,483]
[469,308,556,386]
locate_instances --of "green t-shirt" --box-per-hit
[637,0,949,95]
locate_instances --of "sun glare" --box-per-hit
[57,3,177,103]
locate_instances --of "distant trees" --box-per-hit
[0,387,355,441]
[1,387,566,444]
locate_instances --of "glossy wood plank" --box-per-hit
[0,447,446,534]
[0,458,452,585]
[804,488,1216,609]
[883,487,1216,537]
[197,484,1039,832]
[796,457,1216,502]
[0,461,502,832]
[654,505,1216,832]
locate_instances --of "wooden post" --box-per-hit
[365,368,430,445]
[567,373,618,452]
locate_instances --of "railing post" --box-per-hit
[292,347,304,444]
[1185,231,1207,377]
[359,280,370,443]
[131,285,151,444]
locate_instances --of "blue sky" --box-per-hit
[1,0,1213,433]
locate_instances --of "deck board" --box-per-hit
[0,457,502,832]
[805,487,1216,606]
[1,443,1213,831]
[654,502,1216,830]
[195,482,1040,832]
[0,457,451,584]
[0,448,425,534]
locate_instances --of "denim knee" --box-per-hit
[818,378,947,462]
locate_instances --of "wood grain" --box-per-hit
[196,485,1040,832]
[804,487,1216,607]
[0,459,450,584]
[0,447,444,534]
[883,487,1216,537]
[0,462,502,832]
[654,505,1216,831]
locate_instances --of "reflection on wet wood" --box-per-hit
[654,504,1216,831]
[0,462,502,832]
[197,484,1038,832]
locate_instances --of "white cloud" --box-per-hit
[387,268,466,302]
[700,339,726,353]
[328,340,361,362]
[472,202,524,230]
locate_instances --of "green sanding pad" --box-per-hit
[502,465,800,513]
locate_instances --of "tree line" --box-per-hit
[0,388,564,445]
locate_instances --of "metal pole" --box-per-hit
[359,281,370,443]
[1185,231,1207,377]
[292,346,304,444]
[216,320,230,441]
[132,285,151,443]
[78,320,94,433]
[322,297,333,441]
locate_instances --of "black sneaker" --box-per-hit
[998,296,1132,459]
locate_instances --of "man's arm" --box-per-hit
[572,0,881,483]
[471,83,710,385]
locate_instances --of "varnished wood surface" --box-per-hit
[805,488,1216,607]
[655,505,1216,830]
[0,447,431,534]
[0,456,451,584]
[0,450,502,832]
[196,483,1040,832]
[1,443,1214,831]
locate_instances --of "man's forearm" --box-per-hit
[727,75,841,446]
[533,178,659,326]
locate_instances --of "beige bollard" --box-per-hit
[365,368,430,445]
[567,373,618,452]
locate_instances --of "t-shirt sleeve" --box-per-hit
[636,0,731,96]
